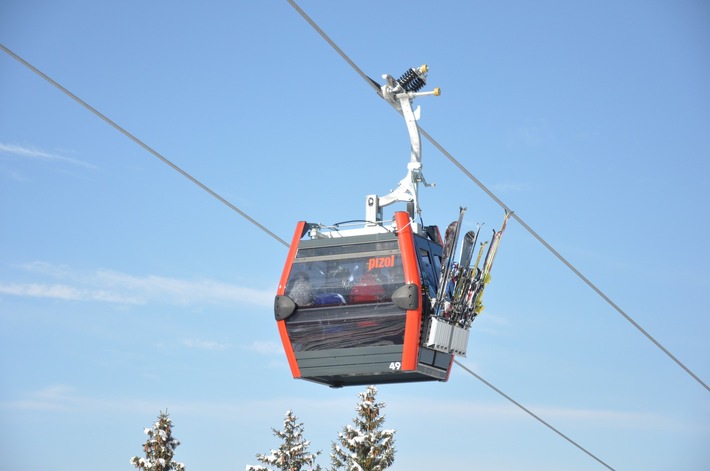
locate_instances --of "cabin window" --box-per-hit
[284,303,407,351]
[284,240,408,351]
[285,248,405,307]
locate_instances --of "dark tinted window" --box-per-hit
[286,244,405,307]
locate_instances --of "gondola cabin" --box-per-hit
[275,212,453,387]
[273,65,508,387]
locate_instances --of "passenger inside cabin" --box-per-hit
[288,271,315,306]
[350,268,386,303]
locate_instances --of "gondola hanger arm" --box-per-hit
[367,65,440,228]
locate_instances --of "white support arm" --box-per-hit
[373,66,439,223]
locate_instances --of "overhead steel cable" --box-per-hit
[454,359,616,471]
[285,0,710,394]
[0,43,289,249]
[420,127,710,392]
[286,0,380,95]
[2,40,615,470]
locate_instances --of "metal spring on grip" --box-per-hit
[397,67,427,92]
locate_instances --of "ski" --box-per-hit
[481,229,498,278]
[473,239,489,273]
[470,223,483,264]
[472,210,513,320]
[432,219,457,315]
[434,207,466,315]
[458,230,477,269]
[481,210,512,278]
[448,227,480,324]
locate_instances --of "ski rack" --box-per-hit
[424,317,470,356]
[422,210,512,357]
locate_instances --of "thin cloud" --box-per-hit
[0,384,157,415]
[93,269,273,306]
[2,385,682,433]
[183,338,231,351]
[0,384,353,424]
[0,282,143,304]
[0,143,96,169]
[5,169,28,182]
[512,122,552,148]
[0,262,273,307]
[490,181,532,194]
[390,396,674,430]
[2,384,78,411]
[247,340,283,355]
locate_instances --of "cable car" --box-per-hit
[275,211,451,387]
[274,65,509,387]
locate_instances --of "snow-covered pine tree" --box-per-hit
[246,410,322,471]
[330,385,396,471]
[130,410,186,471]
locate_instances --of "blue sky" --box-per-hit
[1,1,708,470]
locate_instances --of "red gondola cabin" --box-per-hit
[275,212,454,387]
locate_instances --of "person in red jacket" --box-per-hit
[350,269,386,303]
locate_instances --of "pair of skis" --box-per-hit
[434,209,512,328]
[466,210,512,324]
[433,207,466,317]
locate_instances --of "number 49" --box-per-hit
[388,362,401,371]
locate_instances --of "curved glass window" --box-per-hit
[285,241,405,307]
[283,238,408,351]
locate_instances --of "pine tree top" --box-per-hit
[331,386,396,471]
[247,410,322,471]
[131,410,186,471]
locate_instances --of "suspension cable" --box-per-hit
[420,128,710,392]
[454,359,616,470]
[0,43,289,248]
[285,0,709,394]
